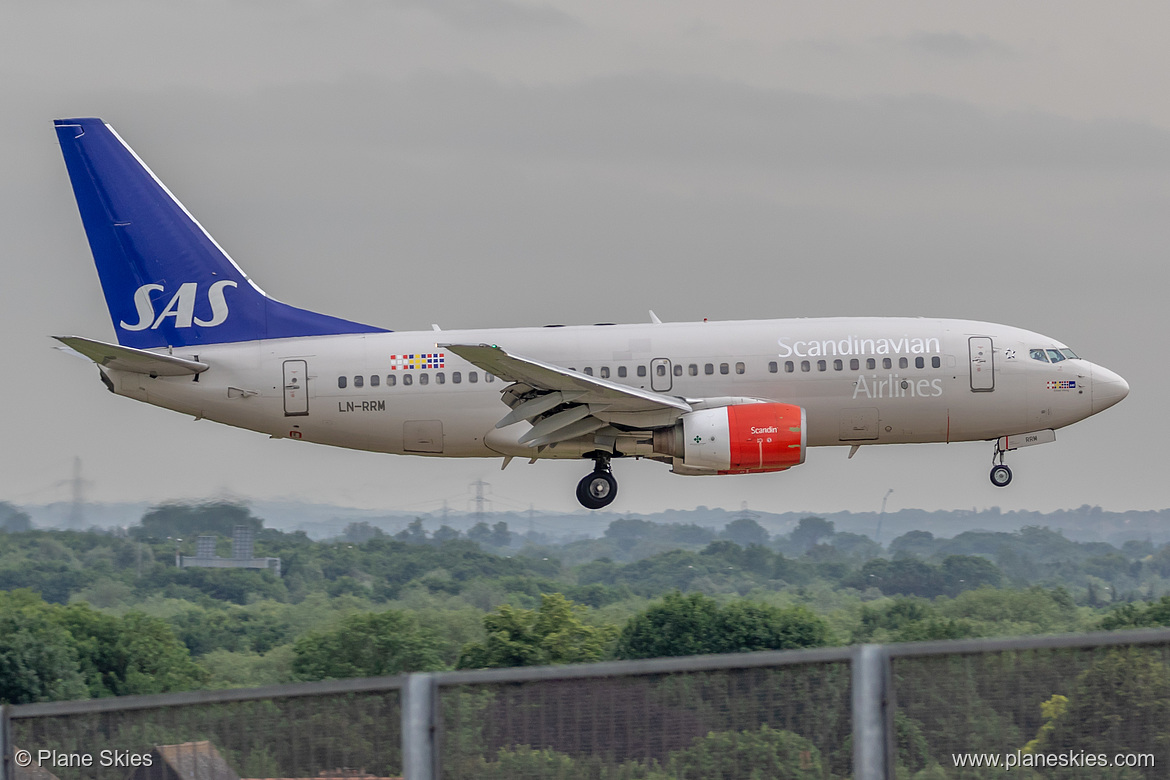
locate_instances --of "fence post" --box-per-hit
[1,705,9,780]
[853,644,891,780]
[402,673,436,780]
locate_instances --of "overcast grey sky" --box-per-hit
[3,1,1166,516]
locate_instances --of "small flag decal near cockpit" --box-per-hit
[1047,380,1076,390]
[390,353,446,370]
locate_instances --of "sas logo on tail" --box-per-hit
[120,281,237,331]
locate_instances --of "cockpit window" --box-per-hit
[1046,349,1066,363]
[1030,349,1049,362]
[1060,348,1079,360]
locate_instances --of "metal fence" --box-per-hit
[3,629,1169,780]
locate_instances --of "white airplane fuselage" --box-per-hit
[53,117,1129,507]
[105,316,1125,462]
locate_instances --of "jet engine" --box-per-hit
[653,403,806,474]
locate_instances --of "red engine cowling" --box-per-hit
[655,403,807,474]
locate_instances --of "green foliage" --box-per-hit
[0,502,33,532]
[854,598,978,644]
[845,555,1003,599]
[470,746,579,780]
[457,593,617,669]
[615,592,831,660]
[721,518,769,547]
[292,609,445,680]
[0,590,87,703]
[132,501,263,540]
[1035,649,1170,760]
[665,725,822,779]
[57,604,205,696]
[0,589,201,704]
[1100,595,1170,630]
[787,516,835,554]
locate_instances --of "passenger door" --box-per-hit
[969,337,994,392]
[283,360,309,416]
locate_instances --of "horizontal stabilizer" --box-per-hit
[54,336,208,376]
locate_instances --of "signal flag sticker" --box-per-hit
[390,353,445,370]
[1046,380,1076,390]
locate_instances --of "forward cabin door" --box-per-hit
[969,337,995,392]
[283,360,309,416]
[650,358,672,392]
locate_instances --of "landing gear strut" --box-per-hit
[989,445,1013,488]
[576,455,618,509]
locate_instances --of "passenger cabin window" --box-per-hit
[801,360,811,372]
[354,375,364,388]
[436,372,445,384]
[915,357,924,369]
[769,361,778,373]
[371,375,380,387]
[867,358,876,370]
[720,363,729,375]
[338,376,347,389]
[882,358,892,370]
[850,359,859,370]
[600,366,610,379]
[387,374,396,386]
[583,367,594,376]
[637,366,647,378]
[673,364,682,376]
[785,361,795,373]
[931,356,941,368]
[469,372,478,383]
[689,364,698,376]
[735,362,745,374]
[833,359,843,371]
[618,366,628,378]
[404,374,413,386]
[486,373,495,383]
[419,373,429,385]
[704,363,714,375]
[657,364,667,377]
[817,360,827,372]
[452,371,461,384]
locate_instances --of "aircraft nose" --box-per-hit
[1091,364,1130,414]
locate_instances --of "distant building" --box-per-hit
[246,771,401,780]
[128,741,239,780]
[177,525,281,576]
[13,749,60,780]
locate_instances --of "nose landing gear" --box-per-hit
[989,445,1012,488]
[576,455,618,509]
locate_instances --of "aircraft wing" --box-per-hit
[54,336,209,377]
[442,343,691,447]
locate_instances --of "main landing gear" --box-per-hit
[576,454,618,509]
[989,444,1013,488]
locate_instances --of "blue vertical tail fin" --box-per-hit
[54,118,387,348]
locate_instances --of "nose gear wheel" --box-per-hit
[989,442,1012,487]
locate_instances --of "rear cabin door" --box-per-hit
[969,337,995,392]
[283,360,309,416]
[650,358,672,392]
